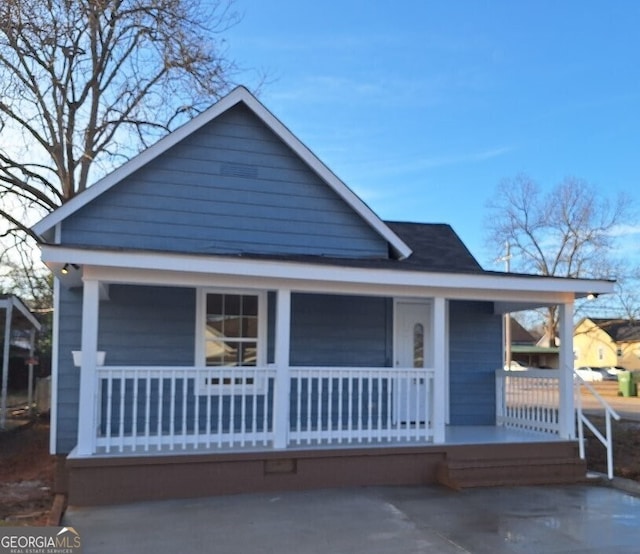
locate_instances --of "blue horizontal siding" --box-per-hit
[98,285,195,366]
[61,104,388,258]
[55,285,196,454]
[56,286,83,453]
[290,294,392,367]
[448,300,502,425]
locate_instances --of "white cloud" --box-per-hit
[608,224,640,238]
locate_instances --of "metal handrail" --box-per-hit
[573,370,621,479]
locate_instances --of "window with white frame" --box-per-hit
[198,290,266,391]
[205,293,259,367]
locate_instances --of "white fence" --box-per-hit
[91,366,435,454]
[495,369,561,435]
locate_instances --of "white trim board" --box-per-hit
[41,244,615,304]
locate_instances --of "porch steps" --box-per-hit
[436,452,587,490]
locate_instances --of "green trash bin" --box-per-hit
[631,372,640,397]
[618,371,636,397]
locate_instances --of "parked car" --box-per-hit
[574,366,604,382]
[598,366,624,381]
[504,360,529,371]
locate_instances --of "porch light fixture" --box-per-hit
[587,293,599,301]
[61,263,79,275]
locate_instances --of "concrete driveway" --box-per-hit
[66,484,640,553]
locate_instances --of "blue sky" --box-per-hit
[226,1,639,268]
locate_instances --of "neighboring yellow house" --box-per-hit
[574,318,640,370]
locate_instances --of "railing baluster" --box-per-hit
[118,368,126,453]
[132,370,139,452]
[295,370,302,445]
[356,373,363,442]
[306,372,312,444]
[338,369,344,444]
[216,368,223,447]
[262,372,270,446]
[205,367,212,448]
[169,368,176,451]
[240,367,247,447]
[328,369,334,440]
[193,371,200,449]
[376,372,382,442]
[105,371,113,453]
[251,367,258,446]
[318,370,324,441]
[181,371,188,449]
[157,372,164,451]
[144,369,151,452]
[229,368,236,447]
[366,371,373,442]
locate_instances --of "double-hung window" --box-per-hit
[197,290,266,392]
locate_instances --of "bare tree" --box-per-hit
[0,0,240,245]
[485,174,631,343]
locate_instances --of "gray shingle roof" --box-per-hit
[589,318,640,342]
[385,222,484,273]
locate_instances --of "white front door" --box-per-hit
[395,301,431,423]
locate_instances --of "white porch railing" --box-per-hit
[90,366,435,455]
[574,371,621,479]
[95,366,278,453]
[495,369,561,435]
[496,368,621,480]
[289,367,435,446]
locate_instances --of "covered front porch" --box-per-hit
[64,364,589,505]
[44,250,595,459]
[41,246,612,504]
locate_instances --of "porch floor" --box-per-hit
[76,425,567,458]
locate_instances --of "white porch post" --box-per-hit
[273,289,291,449]
[558,301,575,439]
[432,297,447,443]
[76,279,100,455]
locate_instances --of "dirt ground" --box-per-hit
[585,417,640,480]
[0,417,54,526]
[0,404,638,526]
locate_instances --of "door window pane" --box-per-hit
[413,323,424,368]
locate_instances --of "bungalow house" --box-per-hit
[574,318,640,371]
[33,87,614,505]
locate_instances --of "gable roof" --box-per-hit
[32,86,412,260]
[586,318,640,343]
[509,319,538,345]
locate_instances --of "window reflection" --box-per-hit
[205,293,258,366]
[414,323,424,368]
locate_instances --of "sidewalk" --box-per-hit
[66,484,640,554]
